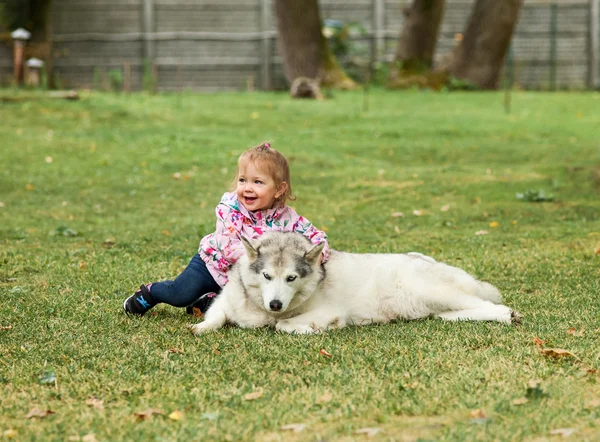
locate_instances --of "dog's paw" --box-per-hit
[510,310,523,326]
[276,320,318,335]
[188,322,218,335]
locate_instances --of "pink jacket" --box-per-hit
[199,192,330,287]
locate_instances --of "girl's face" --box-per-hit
[236,162,287,212]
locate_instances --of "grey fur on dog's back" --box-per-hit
[191,232,519,335]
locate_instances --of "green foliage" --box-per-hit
[447,75,480,91]
[516,189,555,202]
[0,89,599,441]
[142,58,157,94]
[108,69,123,92]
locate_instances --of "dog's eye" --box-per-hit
[263,272,271,280]
[286,275,297,282]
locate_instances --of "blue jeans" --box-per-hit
[150,254,222,312]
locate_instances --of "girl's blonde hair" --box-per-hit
[233,142,295,206]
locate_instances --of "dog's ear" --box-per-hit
[241,236,259,261]
[304,242,325,266]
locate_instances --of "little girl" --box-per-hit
[123,142,330,316]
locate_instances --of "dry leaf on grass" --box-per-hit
[391,212,404,218]
[168,410,183,421]
[440,204,450,212]
[82,433,98,442]
[25,408,55,419]
[1,325,12,331]
[489,221,500,228]
[280,423,306,433]
[355,427,381,437]
[85,397,104,409]
[243,388,264,401]
[412,209,425,216]
[3,429,18,439]
[533,336,546,347]
[567,327,584,337]
[511,397,529,406]
[316,392,332,404]
[133,408,164,420]
[594,243,600,255]
[549,428,575,438]
[319,348,333,358]
[475,230,489,236]
[540,348,578,359]
[469,409,487,419]
[167,348,184,354]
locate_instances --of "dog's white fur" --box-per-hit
[191,232,520,335]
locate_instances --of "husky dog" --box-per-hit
[191,232,520,335]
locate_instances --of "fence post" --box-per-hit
[142,0,155,66]
[591,0,599,89]
[372,0,385,64]
[260,0,271,90]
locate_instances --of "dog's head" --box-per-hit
[240,232,325,314]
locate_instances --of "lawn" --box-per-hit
[1,88,599,441]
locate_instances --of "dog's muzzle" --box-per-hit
[269,300,283,311]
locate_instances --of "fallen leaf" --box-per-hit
[511,220,518,225]
[82,433,98,442]
[355,427,381,437]
[161,230,170,236]
[440,204,450,212]
[167,348,183,354]
[1,325,12,331]
[25,408,55,419]
[489,221,500,228]
[319,348,332,358]
[567,327,584,337]
[469,409,487,419]
[391,212,404,218]
[540,348,577,359]
[173,172,182,180]
[394,225,400,233]
[243,388,264,401]
[595,244,600,255]
[45,156,53,163]
[533,336,546,347]
[79,261,88,269]
[85,397,104,409]
[412,209,425,216]
[475,230,488,235]
[25,183,35,190]
[133,408,163,420]
[316,392,332,404]
[0,202,4,207]
[511,397,529,406]
[280,423,306,433]
[168,410,183,421]
[3,429,17,439]
[549,428,575,438]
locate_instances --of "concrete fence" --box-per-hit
[1,0,598,91]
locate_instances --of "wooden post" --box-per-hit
[591,0,599,89]
[142,0,155,63]
[124,62,131,92]
[549,3,558,91]
[259,0,271,90]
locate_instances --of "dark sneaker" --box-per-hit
[123,284,156,316]
[185,292,218,315]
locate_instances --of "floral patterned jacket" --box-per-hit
[199,192,330,287]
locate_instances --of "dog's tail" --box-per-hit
[476,281,502,304]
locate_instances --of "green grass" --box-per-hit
[1,88,600,441]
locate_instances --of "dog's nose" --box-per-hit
[269,300,282,311]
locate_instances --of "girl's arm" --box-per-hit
[287,210,331,263]
[207,205,246,270]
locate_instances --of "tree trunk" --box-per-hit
[390,0,445,77]
[447,0,523,89]
[273,0,355,92]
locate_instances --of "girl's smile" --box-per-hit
[236,162,287,212]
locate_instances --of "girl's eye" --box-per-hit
[238,178,246,183]
[254,180,263,184]
[263,273,271,280]
[286,275,297,282]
